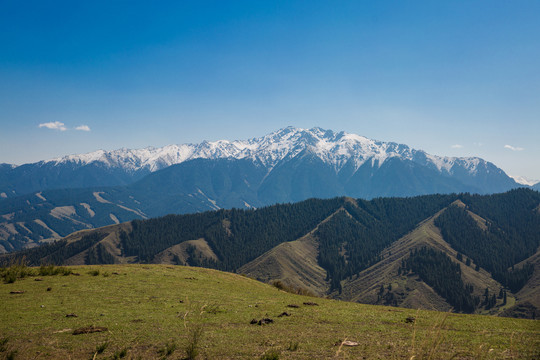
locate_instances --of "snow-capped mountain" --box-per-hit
[44,126,493,175]
[0,127,519,199]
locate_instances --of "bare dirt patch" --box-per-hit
[93,192,111,204]
[109,214,120,224]
[80,203,95,217]
[50,206,77,219]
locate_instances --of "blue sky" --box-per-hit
[1,1,539,180]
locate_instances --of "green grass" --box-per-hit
[0,263,72,284]
[0,264,538,359]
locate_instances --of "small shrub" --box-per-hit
[112,348,128,359]
[4,271,17,284]
[38,265,55,276]
[260,350,280,360]
[158,341,176,357]
[102,272,110,277]
[88,270,100,276]
[287,341,299,351]
[95,342,108,354]
[271,280,315,297]
[38,264,72,276]
[1,259,35,283]
[184,325,203,360]
[58,266,73,276]
[166,342,176,356]
[272,280,285,290]
[0,337,9,352]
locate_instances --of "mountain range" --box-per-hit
[3,189,539,318]
[0,127,532,252]
[0,127,524,198]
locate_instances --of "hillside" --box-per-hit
[3,189,539,318]
[238,225,330,297]
[1,264,538,359]
[0,188,148,252]
[512,247,540,314]
[334,203,507,313]
[0,127,521,251]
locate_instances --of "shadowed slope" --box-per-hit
[337,204,507,313]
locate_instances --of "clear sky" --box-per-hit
[1,1,539,180]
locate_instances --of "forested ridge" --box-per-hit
[434,189,540,293]
[317,194,455,291]
[121,198,344,270]
[2,189,539,315]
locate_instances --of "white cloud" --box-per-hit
[38,121,67,131]
[504,144,524,151]
[75,125,91,131]
[451,144,463,149]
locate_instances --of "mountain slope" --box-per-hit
[240,199,513,314]
[513,247,540,310]
[3,189,539,316]
[336,203,507,313]
[0,188,147,252]
[238,235,328,297]
[237,208,340,297]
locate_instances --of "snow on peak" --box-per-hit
[424,155,483,174]
[510,175,539,186]
[43,127,486,175]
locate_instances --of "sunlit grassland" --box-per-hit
[1,264,538,359]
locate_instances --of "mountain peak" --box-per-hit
[32,126,499,178]
[510,176,540,187]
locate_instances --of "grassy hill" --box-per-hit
[1,264,538,359]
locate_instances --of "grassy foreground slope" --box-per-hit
[1,265,538,359]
